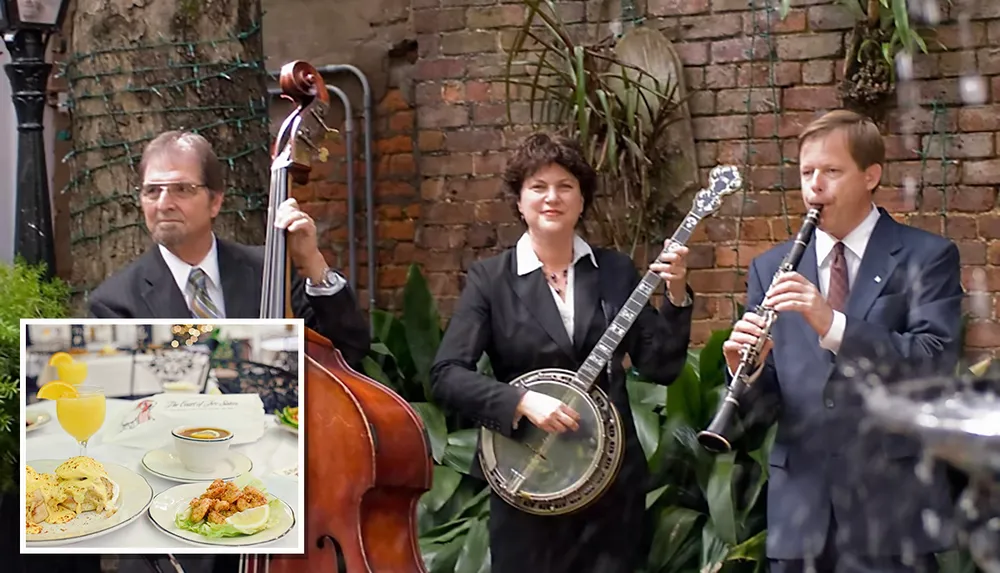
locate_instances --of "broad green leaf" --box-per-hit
[742,425,776,522]
[633,405,661,461]
[698,328,731,390]
[361,356,393,388]
[666,362,702,427]
[421,517,475,545]
[705,452,738,546]
[402,264,443,401]
[411,402,449,463]
[628,379,667,408]
[647,506,702,571]
[700,522,730,573]
[421,536,466,573]
[454,517,491,573]
[443,429,480,475]
[421,466,463,513]
[645,484,673,509]
[369,342,392,357]
[725,529,766,562]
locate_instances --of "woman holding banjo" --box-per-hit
[430,133,695,573]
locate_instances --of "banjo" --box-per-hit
[479,165,742,516]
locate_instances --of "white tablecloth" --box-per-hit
[23,399,300,550]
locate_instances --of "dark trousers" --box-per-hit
[769,514,939,573]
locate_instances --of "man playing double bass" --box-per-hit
[84,130,370,573]
[87,130,370,368]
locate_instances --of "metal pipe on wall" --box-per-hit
[268,64,375,332]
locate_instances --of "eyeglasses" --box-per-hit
[139,183,206,201]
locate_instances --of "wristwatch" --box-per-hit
[306,267,344,289]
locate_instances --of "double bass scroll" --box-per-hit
[247,60,433,573]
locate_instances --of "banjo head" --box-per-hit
[480,368,624,515]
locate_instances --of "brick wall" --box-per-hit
[307,0,1000,356]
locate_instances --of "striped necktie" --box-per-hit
[188,268,222,319]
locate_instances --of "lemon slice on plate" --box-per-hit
[225,504,270,534]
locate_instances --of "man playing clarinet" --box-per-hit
[723,109,963,573]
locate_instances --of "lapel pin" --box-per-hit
[874,276,882,283]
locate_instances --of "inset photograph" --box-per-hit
[20,318,304,554]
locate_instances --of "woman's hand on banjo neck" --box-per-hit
[515,391,581,433]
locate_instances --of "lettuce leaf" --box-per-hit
[276,406,298,429]
[173,475,282,538]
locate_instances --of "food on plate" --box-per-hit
[174,476,282,537]
[25,457,119,534]
[276,406,298,429]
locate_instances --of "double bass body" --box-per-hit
[257,60,433,573]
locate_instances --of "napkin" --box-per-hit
[102,393,266,448]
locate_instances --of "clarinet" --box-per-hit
[697,206,823,453]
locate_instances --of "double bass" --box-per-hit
[242,60,433,573]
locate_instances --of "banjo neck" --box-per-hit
[575,214,701,391]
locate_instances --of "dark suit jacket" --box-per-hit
[736,207,963,559]
[430,246,693,573]
[87,238,370,369]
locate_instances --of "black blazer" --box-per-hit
[736,208,963,559]
[87,238,370,369]
[430,246,693,477]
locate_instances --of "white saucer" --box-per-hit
[25,412,51,433]
[141,449,253,483]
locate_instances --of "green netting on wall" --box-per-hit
[59,22,271,249]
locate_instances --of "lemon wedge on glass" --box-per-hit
[225,504,270,534]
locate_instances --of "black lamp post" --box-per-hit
[1,0,69,280]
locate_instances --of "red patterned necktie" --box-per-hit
[827,242,849,312]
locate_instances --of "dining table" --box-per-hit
[23,397,300,551]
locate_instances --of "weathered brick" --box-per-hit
[885,160,960,186]
[775,33,843,60]
[422,153,474,176]
[415,58,467,80]
[389,110,416,131]
[929,23,988,49]
[705,64,738,89]
[674,41,710,65]
[678,14,743,40]
[377,135,414,154]
[752,110,819,138]
[717,139,782,165]
[418,105,469,129]
[715,243,774,267]
[988,243,1000,265]
[423,202,476,225]
[379,219,416,240]
[688,91,716,116]
[920,186,997,213]
[978,48,1000,75]
[743,8,806,34]
[711,37,772,63]
[737,61,801,86]
[445,129,503,151]
[807,4,856,30]
[467,5,524,28]
[962,159,1000,185]
[688,268,744,293]
[783,85,840,110]
[472,102,531,125]
[802,60,834,84]
[716,88,781,113]
[964,322,1000,349]
[936,50,974,77]
[440,31,497,55]
[413,8,466,33]
[693,115,748,140]
[472,153,506,175]
[711,0,750,12]
[649,0,710,16]
[418,130,446,152]
[944,216,978,240]
[922,133,994,159]
[888,106,958,134]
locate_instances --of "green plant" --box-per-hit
[503,0,694,257]
[0,258,71,494]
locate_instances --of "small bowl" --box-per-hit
[170,425,234,473]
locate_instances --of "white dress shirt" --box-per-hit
[160,234,348,318]
[814,203,880,354]
[515,232,599,343]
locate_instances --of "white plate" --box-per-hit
[25,412,51,433]
[25,459,153,547]
[141,449,253,483]
[147,481,295,547]
[276,422,298,435]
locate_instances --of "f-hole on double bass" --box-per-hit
[242,60,433,573]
